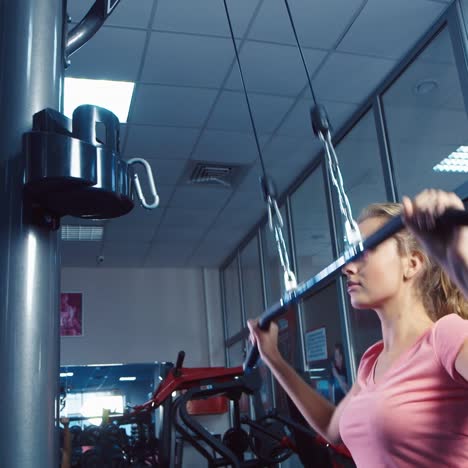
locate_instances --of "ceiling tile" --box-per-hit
[65,27,147,82]
[192,129,258,164]
[382,60,463,111]
[312,52,397,104]
[141,32,234,88]
[337,0,446,59]
[207,91,295,133]
[189,239,240,267]
[146,184,176,208]
[138,158,188,186]
[144,241,195,266]
[247,0,365,49]
[262,134,319,169]
[152,0,260,37]
[169,185,232,210]
[154,226,207,242]
[67,0,155,28]
[101,241,151,267]
[418,27,455,65]
[248,94,296,133]
[224,41,327,96]
[161,207,222,227]
[215,190,265,228]
[235,160,265,194]
[104,224,156,242]
[109,204,165,228]
[124,125,199,159]
[131,84,218,126]
[206,91,252,132]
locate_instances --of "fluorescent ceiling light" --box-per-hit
[119,376,136,382]
[434,146,468,173]
[64,77,135,123]
[60,372,74,378]
[61,225,104,241]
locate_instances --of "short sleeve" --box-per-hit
[356,341,383,387]
[432,314,468,383]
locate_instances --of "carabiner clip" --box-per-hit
[127,158,160,209]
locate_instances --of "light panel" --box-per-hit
[434,146,468,173]
[61,225,104,242]
[64,77,135,123]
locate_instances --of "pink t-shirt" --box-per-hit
[340,314,468,468]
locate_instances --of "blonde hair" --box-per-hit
[359,203,468,321]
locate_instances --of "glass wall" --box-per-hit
[301,281,349,405]
[261,205,291,307]
[239,236,264,321]
[290,165,334,281]
[223,257,242,339]
[383,26,468,198]
[333,110,386,365]
[335,110,389,214]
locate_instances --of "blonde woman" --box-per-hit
[248,189,468,467]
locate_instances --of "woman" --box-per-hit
[248,189,468,467]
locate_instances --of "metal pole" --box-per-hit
[0,1,64,467]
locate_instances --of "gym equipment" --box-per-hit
[240,1,468,373]
[24,105,159,226]
[244,208,468,370]
[172,366,294,467]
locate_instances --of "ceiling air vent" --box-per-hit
[184,161,248,189]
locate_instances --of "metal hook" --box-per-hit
[127,158,160,209]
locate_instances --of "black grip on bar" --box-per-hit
[310,104,331,137]
[244,312,275,372]
[244,208,468,371]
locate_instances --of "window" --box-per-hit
[290,166,334,281]
[383,27,468,198]
[223,257,242,338]
[301,282,348,405]
[335,110,388,216]
[261,205,291,307]
[240,236,264,321]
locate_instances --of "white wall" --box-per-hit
[60,267,225,367]
[61,267,231,466]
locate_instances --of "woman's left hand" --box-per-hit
[402,189,467,264]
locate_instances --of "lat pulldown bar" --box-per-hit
[244,209,468,371]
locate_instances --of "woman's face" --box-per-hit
[334,348,343,369]
[342,217,407,310]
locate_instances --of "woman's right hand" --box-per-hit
[247,319,281,365]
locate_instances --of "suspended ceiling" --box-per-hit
[62,0,454,268]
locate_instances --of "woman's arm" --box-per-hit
[248,320,359,444]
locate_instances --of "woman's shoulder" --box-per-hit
[356,341,384,382]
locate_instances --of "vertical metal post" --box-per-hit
[449,1,468,115]
[0,1,64,467]
[373,96,399,202]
